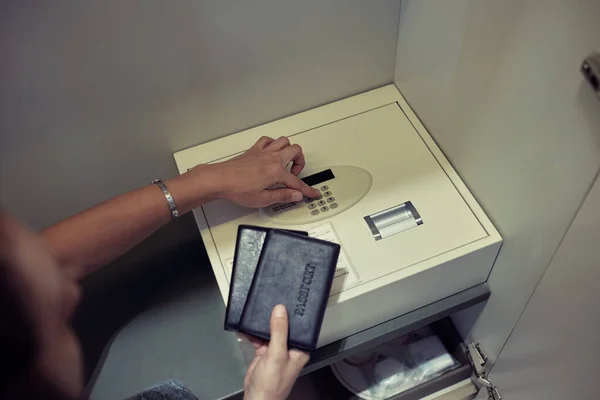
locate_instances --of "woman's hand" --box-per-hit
[42,136,320,278]
[243,305,310,400]
[183,136,320,208]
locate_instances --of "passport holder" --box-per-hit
[224,225,307,331]
[238,229,340,350]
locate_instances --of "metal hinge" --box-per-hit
[582,51,600,100]
[465,343,502,400]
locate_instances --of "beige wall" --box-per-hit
[394,0,600,362]
[0,0,400,229]
[475,170,600,399]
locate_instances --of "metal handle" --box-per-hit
[364,201,422,241]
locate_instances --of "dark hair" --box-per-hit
[0,216,70,400]
[0,218,38,397]
[0,264,38,397]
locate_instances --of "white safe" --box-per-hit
[173,85,502,347]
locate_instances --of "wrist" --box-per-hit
[164,165,218,214]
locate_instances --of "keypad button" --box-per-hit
[308,203,317,210]
[316,193,323,200]
[317,200,326,206]
[304,197,314,204]
[320,185,329,191]
[324,191,332,197]
[320,206,329,212]
[327,197,335,203]
[330,202,339,209]
[311,209,320,215]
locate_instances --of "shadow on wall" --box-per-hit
[72,214,213,390]
[0,0,399,230]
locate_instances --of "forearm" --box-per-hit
[40,136,319,279]
[42,167,216,279]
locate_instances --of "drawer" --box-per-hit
[311,318,478,400]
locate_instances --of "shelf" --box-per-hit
[304,283,489,375]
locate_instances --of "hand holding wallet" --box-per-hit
[224,225,308,331]
[237,229,340,351]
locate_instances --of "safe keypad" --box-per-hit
[303,186,338,216]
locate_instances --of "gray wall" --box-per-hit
[0,0,400,229]
[394,0,600,362]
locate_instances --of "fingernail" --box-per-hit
[274,304,286,318]
[291,192,303,202]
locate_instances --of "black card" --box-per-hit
[224,225,307,331]
[238,229,340,350]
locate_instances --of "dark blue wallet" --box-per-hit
[224,225,308,332]
[238,229,340,350]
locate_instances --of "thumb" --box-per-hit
[266,188,303,204]
[267,304,289,361]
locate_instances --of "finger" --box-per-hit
[278,144,306,176]
[280,172,320,198]
[265,136,290,152]
[244,355,262,388]
[286,349,310,377]
[265,188,304,204]
[267,304,289,362]
[238,333,266,350]
[256,344,268,357]
[251,136,275,150]
[289,349,310,366]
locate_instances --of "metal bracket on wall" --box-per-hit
[465,342,502,400]
[581,51,600,100]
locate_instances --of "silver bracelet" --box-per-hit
[152,179,179,220]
